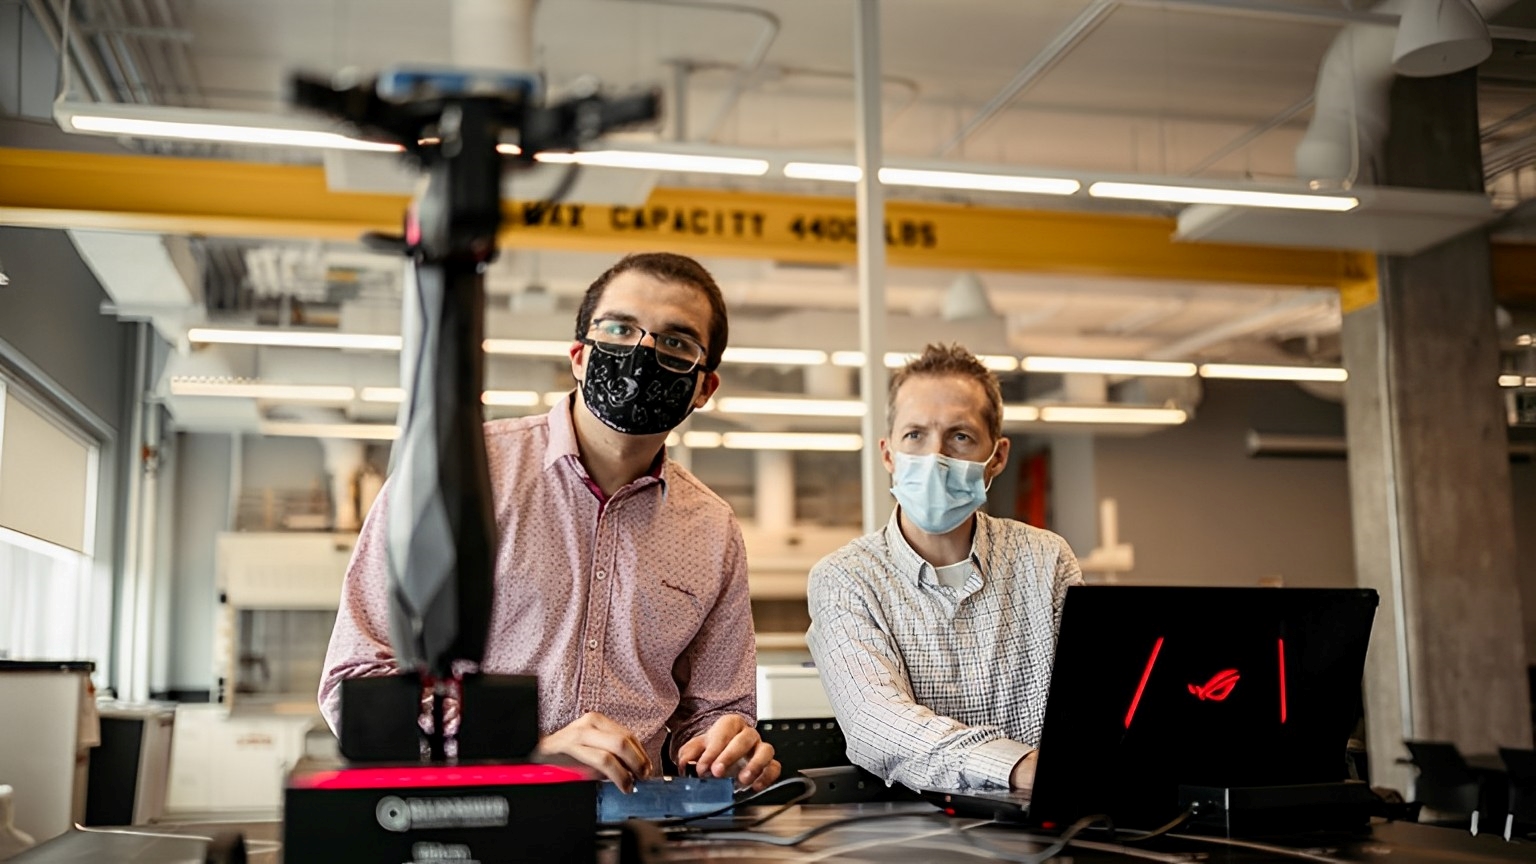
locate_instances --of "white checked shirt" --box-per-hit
[806,511,1082,791]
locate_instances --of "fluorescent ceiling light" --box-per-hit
[682,431,723,449]
[1500,374,1523,388]
[1088,182,1359,212]
[170,379,356,401]
[1039,405,1188,425]
[481,390,541,407]
[721,347,829,366]
[831,350,1014,370]
[781,163,1078,196]
[482,339,575,357]
[1517,334,1533,347]
[881,167,1079,196]
[361,387,406,403]
[721,432,864,451]
[713,397,865,417]
[260,421,399,440]
[533,150,769,176]
[1199,363,1348,382]
[978,355,1020,372]
[188,328,403,351]
[1003,404,1041,422]
[1021,356,1198,378]
[784,162,863,182]
[67,114,401,152]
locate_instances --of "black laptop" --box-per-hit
[924,586,1378,829]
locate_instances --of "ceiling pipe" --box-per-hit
[935,0,1118,157]
[23,0,117,102]
[452,0,539,72]
[625,0,780,144]
[1295,0,1518,186]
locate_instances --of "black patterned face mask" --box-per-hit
[579,344,702,436]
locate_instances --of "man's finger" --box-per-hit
[708,730,759,777]
[591,729,651,780]
[736,742,775,786]
[750,759,783,792]
[695,723,739,771]
[577,746,636,792]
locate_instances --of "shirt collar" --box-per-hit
[544,391,670,493]
[884,508,991,588]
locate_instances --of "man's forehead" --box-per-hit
[892,375,990,427]
[594,273,710,324]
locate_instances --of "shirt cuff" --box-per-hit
[962,738,1034,789]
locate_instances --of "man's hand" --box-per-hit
[1010,751,1039,795]
[534,712,653,792]
[676,715,781,791]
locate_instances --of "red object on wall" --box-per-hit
[1017,450,1050,528]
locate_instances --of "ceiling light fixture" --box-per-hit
[1088,181,1359,212]
[169,379,357,401]
[1039,405,1189,425]
[481,338,576,357]
[1392,0,1491,77]
[1199,363,1348,382]
[1003,405,1042,422]
[713,397,865,417]
[533,150,769,176]
[1021,356,1199,378]
[58,102,403,153]
[783,162,863,182]
[481,390,542,407]
[259,421,399,440]
[187,328,403,351]
[881,167,1080,196]
[681,431,723,448]
[361,387,406,403]
[831,350,1015,370]
[781,162,1078,196]
[1499,374,1523,388]
[720,347,830,366]
[720,432,864,451]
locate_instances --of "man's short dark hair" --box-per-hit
[887,343,1004,441]
[575,253,729,372]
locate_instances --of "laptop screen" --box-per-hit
[1029,586,1377,827]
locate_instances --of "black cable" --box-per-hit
[687,810,951,846]
[956,814,1111,864]
[672,775,817,828]
[1097,807,1195,844]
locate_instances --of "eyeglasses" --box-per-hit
[583,318,707,374]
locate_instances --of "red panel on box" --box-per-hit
[291,763,588,790]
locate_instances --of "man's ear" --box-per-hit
[987,436,1012,482]
[879,438,896,476]
[568,341,585,383]
[694,370,721,408]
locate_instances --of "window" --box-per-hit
[0,378,108,673]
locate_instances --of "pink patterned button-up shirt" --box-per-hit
[319,396,757,766]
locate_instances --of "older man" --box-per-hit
[808,343,1081,794]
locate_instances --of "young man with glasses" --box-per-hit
[321,252,780,793]
[806,344,1081,796]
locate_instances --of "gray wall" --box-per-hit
[1095,379,1356,588]
[0,228,132,430]
[169,433,232,691]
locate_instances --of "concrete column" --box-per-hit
[1049,434,1098,556]
[1341,69,1531,791]
[754,449,794,536]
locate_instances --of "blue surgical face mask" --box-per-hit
[889,442,999,535]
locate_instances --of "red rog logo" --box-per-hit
[1188,669,1240,702]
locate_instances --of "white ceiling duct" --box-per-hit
[1295,0,1515,185]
